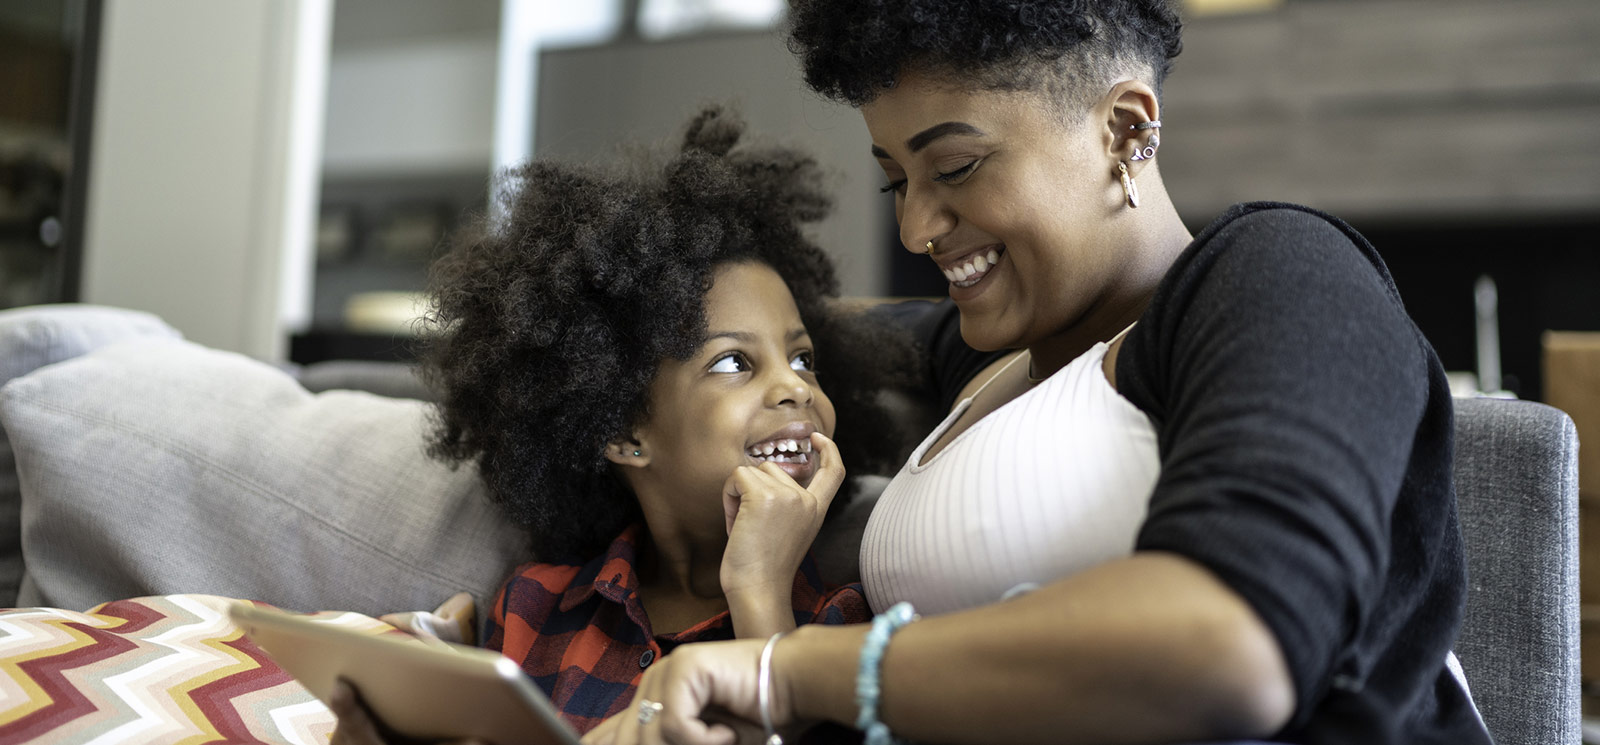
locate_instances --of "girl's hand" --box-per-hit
[329,680,489,745]
[719,432,845,612]
[583,639,774,745]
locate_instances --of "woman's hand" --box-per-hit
[582,639,775,745]
[719,432,845,636]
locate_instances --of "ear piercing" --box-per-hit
[633,450,642,457]
[1119,162,1140,208]
[1129,120,1161,162]
[926,240,935,251]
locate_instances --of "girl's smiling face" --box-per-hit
[623,261,836,527]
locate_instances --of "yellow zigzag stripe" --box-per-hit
[0,606,139,725]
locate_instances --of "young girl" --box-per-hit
[329,106,895,742]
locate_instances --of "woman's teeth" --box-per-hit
[943,248,1003,288]
[747,438,812,464]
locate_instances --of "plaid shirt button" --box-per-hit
[639,649,655,668]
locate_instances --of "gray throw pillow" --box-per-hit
[0,338,530,617]
[0,304,182,606]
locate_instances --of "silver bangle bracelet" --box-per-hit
[759,630,792,745]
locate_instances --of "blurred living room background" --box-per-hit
[1,0,1599,723]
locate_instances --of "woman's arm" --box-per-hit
[600,553,1292,745]
[780,553,1293,744]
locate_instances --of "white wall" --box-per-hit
[81,0,331,360]
[322,37,498,178]
[536,33,889,296]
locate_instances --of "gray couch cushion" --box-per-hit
[1451,397,1580,745]
[0,337,530,618]
[0,305,182,606]
[296,359,435,401]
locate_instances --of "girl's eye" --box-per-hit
[790,351,815,372]
[932,159,980,184]
[709,353,749,374]
[879,178,907,195]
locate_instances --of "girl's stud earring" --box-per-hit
[633,450,641,457]
[926,240,935,251]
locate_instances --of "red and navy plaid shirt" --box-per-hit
[483,524,870,735]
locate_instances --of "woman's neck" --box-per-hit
[1028,193,1191,377]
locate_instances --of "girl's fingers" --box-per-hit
[803,432,845,506]
[329,680,387,745]
[722,466,787,533]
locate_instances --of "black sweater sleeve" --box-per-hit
[1116,206,1432,722]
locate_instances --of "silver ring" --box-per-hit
[637,698,664,725]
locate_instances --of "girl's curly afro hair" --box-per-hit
[787,0,1184,111]
[420,105,917,561]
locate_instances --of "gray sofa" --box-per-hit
[0,304,528,620]
[0,303,1580,745]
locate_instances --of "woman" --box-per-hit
[596,2,1488,744]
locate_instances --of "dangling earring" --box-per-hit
[1118,162,1140,208]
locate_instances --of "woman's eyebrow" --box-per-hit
[870,121,987,160]
[907,121,986,152]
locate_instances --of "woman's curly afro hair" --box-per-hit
[420,105,917,561]
[787,0,1184,110]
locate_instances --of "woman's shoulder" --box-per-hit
[1121,201,1430,409]
[1193,202,1379,269]
[1155,201,1402,316]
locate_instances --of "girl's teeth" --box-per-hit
[986,249,999,265]
[973,254,989,272]
[747,437,815,459]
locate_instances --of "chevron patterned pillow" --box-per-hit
[0,594,434,744]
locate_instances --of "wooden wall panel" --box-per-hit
[1159,0,1600,222]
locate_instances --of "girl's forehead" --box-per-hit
[703,263,804,327]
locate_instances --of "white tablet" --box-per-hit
[230,603,581,745]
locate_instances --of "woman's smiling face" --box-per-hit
[628,260,837,525]
[863,71,1130,353]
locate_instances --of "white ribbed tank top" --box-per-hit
[861,338,1161,615]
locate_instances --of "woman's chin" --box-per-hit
[955,311,1021,354]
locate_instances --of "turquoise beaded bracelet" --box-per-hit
[855,601,917,745]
